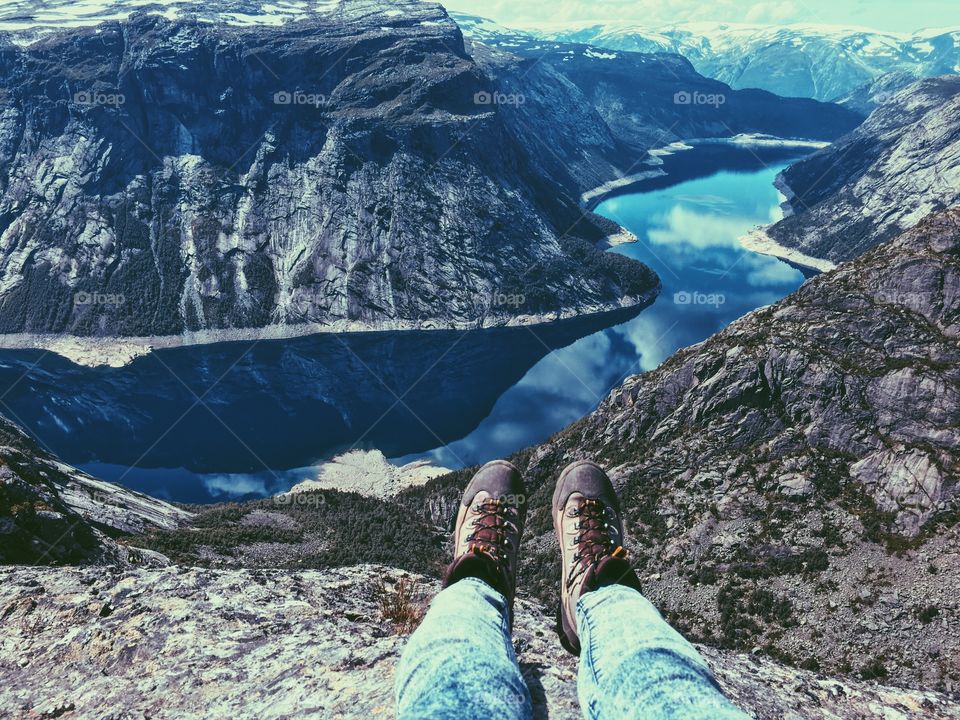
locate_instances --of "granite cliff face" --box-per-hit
[0,0,875,345]
[760,76,960,264]
[0,0,657,339]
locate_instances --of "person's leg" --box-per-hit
[395,459,532,720]
[552,460,748,720]
[395,576,532,720]
[576,584,749,720]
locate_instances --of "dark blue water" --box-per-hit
[0,144,811,502]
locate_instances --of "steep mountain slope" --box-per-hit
[0,1,656,339]
[523,21,960,102]
[511,209,960,691]
[835,70,921,115]
[0,413,189,564]
[759,76,960,264]
[474,42,859,152]
[2,564,958,720]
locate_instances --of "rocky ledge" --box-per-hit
[0,415,190,565]
[1,564,957,720]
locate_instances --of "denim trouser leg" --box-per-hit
[577,584,750,720]
[395,578,533,720]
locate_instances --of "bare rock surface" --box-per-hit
[765,76,960,264]
[0,0,658,340]
[0,415,190,565]
[1,564,957,720]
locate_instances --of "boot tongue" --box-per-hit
[471,511,504,544]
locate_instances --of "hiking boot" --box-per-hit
[552,459,642,655]
[443,460,526,608]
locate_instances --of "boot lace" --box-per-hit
[466,497,518,565]
[566,498,626,589]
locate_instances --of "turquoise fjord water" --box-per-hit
[0,144,811,503]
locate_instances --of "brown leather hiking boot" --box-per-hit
[443,460,526,608]
[553,459,642,654]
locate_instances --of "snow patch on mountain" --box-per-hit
[0,0,349,42]
[460,15,960,102]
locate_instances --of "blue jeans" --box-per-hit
[396,578,750,720]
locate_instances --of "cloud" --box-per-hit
[448,0,749,27]
[745,1,801,23]
[742,254,804,286]
[444,0,946,31]
[645,204,754,251]
[202,473,270,498]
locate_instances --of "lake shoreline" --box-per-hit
[0,290,660,369]
[737,228,837,274]
[581,134,830,211]
[0,141,816,503]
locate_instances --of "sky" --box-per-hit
[444,0,959,33]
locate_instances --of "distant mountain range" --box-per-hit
[456,14,960,103]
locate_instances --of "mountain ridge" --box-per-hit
[758,76,960,264]
[503,18,960,102]
[0,1,660,340]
